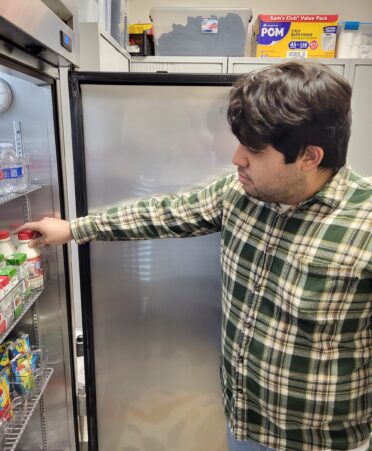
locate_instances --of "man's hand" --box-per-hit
[15,217,73,248]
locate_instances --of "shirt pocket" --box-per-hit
[279,254,361,326]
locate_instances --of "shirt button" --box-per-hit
[253,284,260,293]
[266,246,274,255]
[238,354,244,363]
[237,388,243,394]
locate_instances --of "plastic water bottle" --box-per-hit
[0,143,24,194]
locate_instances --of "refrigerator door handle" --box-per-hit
[77,385,88,448]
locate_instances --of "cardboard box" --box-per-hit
[252,14,339,58]
[128,23,154,56]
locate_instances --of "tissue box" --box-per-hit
[252,14,339,58]
[151,7,252,56]
[336,22,372,58]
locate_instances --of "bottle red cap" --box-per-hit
[18,230,34,240]
[0,230,10,239]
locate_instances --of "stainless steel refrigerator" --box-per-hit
[0,5,239,446]
[0,1,79,449]
[69,72,238,451]
[0,37,77,451]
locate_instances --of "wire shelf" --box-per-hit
[0,185,42,206]
[0,288,43,345]
[3,367,54,451]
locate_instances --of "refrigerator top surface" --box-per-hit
[0,0,79,67]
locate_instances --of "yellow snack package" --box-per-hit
[0,370,13,421]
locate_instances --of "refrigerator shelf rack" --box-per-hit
[0,185,42,206]
[0,288,43,345]
[3,367,54,451]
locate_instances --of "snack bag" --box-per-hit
[7,333,30,360]
[30,349,41,372]
[0,370,13,421]
[7,342,19,361]
[0,347,9,369]
[0,346,11,382]
[15,334,31,355]
[11,354,33,395]
[0,344,8,363]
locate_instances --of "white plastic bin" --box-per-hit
[150,7,252,56]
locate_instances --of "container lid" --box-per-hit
[128,23,153,34]
[150,5,253,21]
[0,275,9,288]
[0,230,10,240]
[151,6,253,12]
[18,230,33,240]
[344,21,360,30]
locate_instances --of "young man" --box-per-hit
[18,61,371,451]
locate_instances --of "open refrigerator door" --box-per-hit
[0,55,77,451]
[0,0,80,448]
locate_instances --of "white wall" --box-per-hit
[127,0,372,23]
[127,0,372,55]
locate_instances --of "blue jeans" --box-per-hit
[227,426,276,451]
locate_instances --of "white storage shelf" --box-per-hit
[227,57,351,77]
[0,288,43,345]
[0,185,42,206]
[130,56,354,77]
[3,368,54,451]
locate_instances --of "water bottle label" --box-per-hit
[2,167,23,178]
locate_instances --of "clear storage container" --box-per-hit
[150,6,252,56]
[336,22,372,58]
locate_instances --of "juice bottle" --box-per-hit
[0,231,16,258]
[16,230,44,290]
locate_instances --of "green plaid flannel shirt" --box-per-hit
[71,165,372,451]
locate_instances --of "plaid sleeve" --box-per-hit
[70,174,235,245]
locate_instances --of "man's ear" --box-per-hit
[299,145,324,171]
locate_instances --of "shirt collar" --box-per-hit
[307,164,350,209]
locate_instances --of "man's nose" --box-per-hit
[232,144,249,167]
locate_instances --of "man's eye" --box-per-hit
[247,146,261,154]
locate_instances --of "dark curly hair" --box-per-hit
[227,60,352,169]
